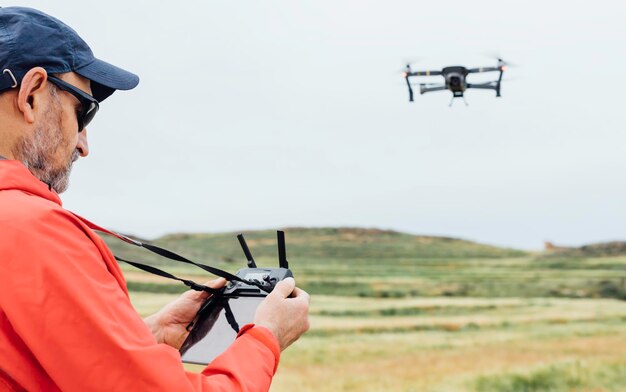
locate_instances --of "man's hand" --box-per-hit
[143,278,227,349]
[254,277,310,351]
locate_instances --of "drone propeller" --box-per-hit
[497,58,513,71]
[482,51,504,60]
[403,64,411,77]
[403,58,421,67]
[481,52,516,67]
[397,64,413,76]
[398,58,423,75]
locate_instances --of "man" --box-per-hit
[0,7,309,391]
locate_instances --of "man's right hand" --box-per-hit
[253,277,310,351]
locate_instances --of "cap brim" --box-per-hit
[75,58,139,102]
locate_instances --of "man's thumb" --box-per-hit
[271,277,295,298]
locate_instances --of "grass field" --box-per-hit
[112,228,626,391]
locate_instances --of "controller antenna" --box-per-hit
[277,230,288,269]
[237,233,257,268]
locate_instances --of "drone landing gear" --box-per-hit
[449,95,468,107]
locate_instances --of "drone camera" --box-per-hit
[449,76,461,87]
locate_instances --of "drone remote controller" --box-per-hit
[180,231,293,364]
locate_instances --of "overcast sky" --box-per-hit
[13,0,626,249]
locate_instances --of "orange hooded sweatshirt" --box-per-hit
[0,160,280,391]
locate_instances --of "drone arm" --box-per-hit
[407,70,442,76]
[466,83,497,90]
[420,84,447,95]
[467,66,501,74]
[467,81,502,97]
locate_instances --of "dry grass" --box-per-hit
[308,297,626,333]
[129,293,626,391]
[272,327,626,391]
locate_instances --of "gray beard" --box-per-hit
[12,94,78,194]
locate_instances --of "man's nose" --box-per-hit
[76,128,89,157]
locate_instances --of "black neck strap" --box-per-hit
[73,214,270,294]
[114,255,222,294]
[112,237,271,294]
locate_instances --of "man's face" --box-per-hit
[13,72,91,193]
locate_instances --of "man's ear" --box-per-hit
[16,67,49,125]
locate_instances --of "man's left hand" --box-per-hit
[143,278,227,349]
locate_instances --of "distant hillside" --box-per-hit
[543,241,626,258]
[101,227,526,267]
[101,228,626,300]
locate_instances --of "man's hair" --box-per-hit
[48,80,58,96]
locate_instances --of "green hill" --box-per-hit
[159,227,526,260]
[103,227,525,265]
[100,228,626,300]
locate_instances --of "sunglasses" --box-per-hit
[47,76,99,133]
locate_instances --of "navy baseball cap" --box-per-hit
[0,6,139,101]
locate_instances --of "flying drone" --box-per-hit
[402,58,510,105]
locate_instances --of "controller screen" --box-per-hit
[181,296,264,365]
